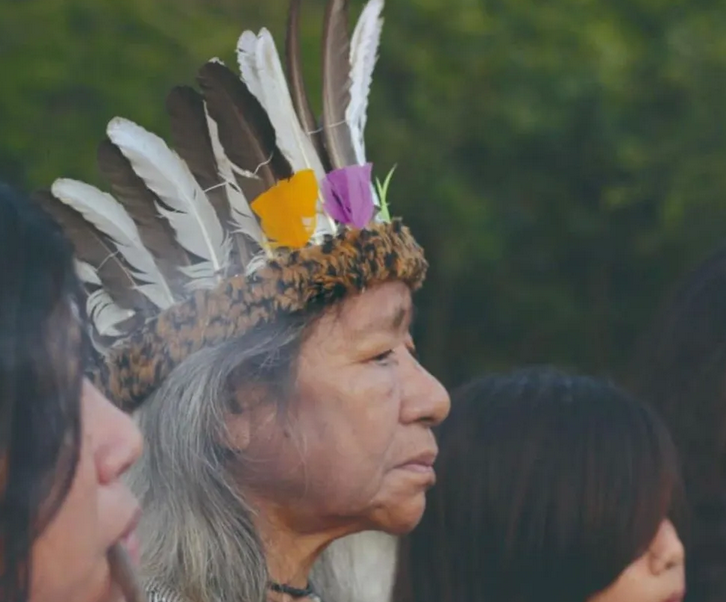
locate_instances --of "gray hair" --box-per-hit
[125,315,316,602]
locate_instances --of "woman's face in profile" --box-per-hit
[590,520,686,602]
[236,280,451,535]
[29,380,143,602]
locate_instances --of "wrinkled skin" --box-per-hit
[237,280,451,535]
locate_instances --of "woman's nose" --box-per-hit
[400,352,451,427]
[649,520,685,574]
[98,404,143,484]
[85,381,143,484]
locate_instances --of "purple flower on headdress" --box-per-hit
[321,164,375,229]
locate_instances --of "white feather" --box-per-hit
[254,29,336,239]
[179,263,221,291]
[238,28,337,239]
[244,251,271,277]
[107,117,231,284]
[348,0,384,165]
[254,29,326,180]
[52,178,175,309]
[75,261,134,341]
[236,33,263,100]
[204,104,266,245]
[74,260,102,286]
[85,289,135,337]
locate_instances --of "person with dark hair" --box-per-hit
[0,182,144,602]
[395,367,685,602]
[630,243,726,602]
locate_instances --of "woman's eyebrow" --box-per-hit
[351,303,411,337]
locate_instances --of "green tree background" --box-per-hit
[2,0,726,388]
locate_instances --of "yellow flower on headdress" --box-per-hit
[251,170,319,249]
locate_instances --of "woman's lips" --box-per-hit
[399,462,435,474]
[397,450,437,474]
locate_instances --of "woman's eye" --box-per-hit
[371,350,395,364]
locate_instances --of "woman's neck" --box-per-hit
[253,503,354,592]
[263,529,323,590]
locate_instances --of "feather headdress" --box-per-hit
[33,0,426,411]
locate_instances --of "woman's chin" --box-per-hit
[370,491,427,535]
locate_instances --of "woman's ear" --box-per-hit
[221,383,266,452]
[223,381,277,453]
[224,410,252,453]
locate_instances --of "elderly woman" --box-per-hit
[35,0,450,600]
[0,183,143,602]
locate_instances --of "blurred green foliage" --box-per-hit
[2,0,726,387]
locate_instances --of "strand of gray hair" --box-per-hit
[124,320,310,602]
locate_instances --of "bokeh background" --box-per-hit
[2,0,726,389]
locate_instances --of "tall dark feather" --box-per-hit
[322,0,358,169]
[197,61,293,195]
[166,86,221,191]
[166,85,252,270]
[97,138,189,293]
[286,0,332,171]
[31,189,151,314]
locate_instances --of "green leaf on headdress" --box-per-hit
[375,165,396,222]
